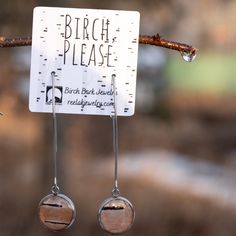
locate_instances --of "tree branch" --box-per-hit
[0,36,32,48]
[139,34,197,54]
[0,34,197,54]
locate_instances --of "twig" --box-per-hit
[0,36,32,48]
[139,34,197,54]
[0,34,197,54]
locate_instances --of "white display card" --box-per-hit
[29,7,140,116]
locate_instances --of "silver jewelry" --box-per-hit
[38,72,76,231]
[98,74,135,234]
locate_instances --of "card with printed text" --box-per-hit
[29,7,140,116]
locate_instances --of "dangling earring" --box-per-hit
[38,72,76,231]
[97,74,135,234]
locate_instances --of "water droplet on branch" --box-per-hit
[181,51,196,62]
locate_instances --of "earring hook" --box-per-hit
[51,71,59,195]
[111,74,120,198]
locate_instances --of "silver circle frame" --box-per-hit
[38,193,76,231]
[97,196,135,234]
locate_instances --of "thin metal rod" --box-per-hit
[51,71,59,194]
[111,74,120,197]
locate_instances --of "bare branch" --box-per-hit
[0,34,197,54]
[139,34,197,54]
[0,36,32,48]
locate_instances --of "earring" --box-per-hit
[38,72,76,231]
[97,74,135,234]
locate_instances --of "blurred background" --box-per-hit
[1,0,236,236]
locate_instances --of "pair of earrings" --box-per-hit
[38,72,135,234]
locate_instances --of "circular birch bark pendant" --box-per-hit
[39,194,76,231]
[98,196,135,234]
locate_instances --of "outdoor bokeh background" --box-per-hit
[1,0,236,236]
